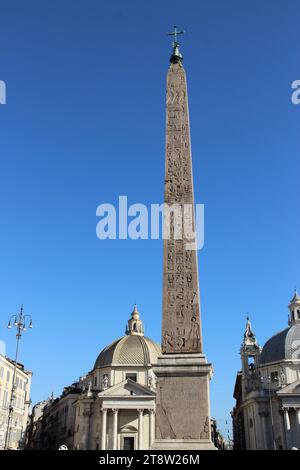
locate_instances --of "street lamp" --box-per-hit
[4,305,33,450]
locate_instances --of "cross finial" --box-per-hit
[167,25,185,45]
[167,25,185,64]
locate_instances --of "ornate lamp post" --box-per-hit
[4,305,33,450]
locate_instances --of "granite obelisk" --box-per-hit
[152,28,215,450]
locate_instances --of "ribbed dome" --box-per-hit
[260,324,300,365]
[94,335,161,368]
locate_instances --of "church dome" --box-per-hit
[260,324,300,365]
[94,335,161,368]
[94,305,161,368]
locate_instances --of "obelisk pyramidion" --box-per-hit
[152,27,215,450]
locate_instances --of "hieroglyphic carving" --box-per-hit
[200,416,210,440]
[162,62,202,354]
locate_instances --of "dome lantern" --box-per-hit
[126,304,144,336]
[93,306,160,369]
[288,289,300,326]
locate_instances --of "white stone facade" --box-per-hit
[72,308,158,450]
[0,354,32,449]
[232,292,300,450]
[73,378,156,450]
[26,306,159,450]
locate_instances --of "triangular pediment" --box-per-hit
[98,378,156,397]
[277,379,300,396]
[120,424,138,433]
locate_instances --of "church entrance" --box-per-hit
[123,436,135,450]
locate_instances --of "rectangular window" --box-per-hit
[6,371,10,382]
[271,371,278,383]
[0,366,4,378]
[123,437,135,450]
[126,373,137,382]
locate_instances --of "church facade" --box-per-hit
[232,291,300,450]
[26,307,159,450]
[73,306,159,450]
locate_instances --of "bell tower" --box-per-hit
[240,317,261,393]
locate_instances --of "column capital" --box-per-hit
[148,407,156,414]
[282,406,291,412]
[137,408,144,415]
[100,407,108,414]
[112,408,119,414]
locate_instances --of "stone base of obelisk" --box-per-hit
[151,439,216,450]
[151,354,217,450]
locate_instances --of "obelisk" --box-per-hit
[152,28,215,450]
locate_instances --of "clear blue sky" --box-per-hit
[0,0,299,439]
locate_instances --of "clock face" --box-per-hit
[291,340,300,359]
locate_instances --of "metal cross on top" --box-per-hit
[167,25,185,44]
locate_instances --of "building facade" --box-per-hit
[26,306,159,450]
[232,291,300,450]
[25,388,81,450]
[0,354,32,449]
[25,398,52,450]
[73,306,159,450]
[210,419,227,450]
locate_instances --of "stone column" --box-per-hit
[296,409,300,448]
[259,412,267,449]
[138,409,143,450]
[149,408,155,447]
[283,408,292,449]
[112,408,118,450]
[80,405,92,450]
[296,409,300,431]
[101,408,107,450]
